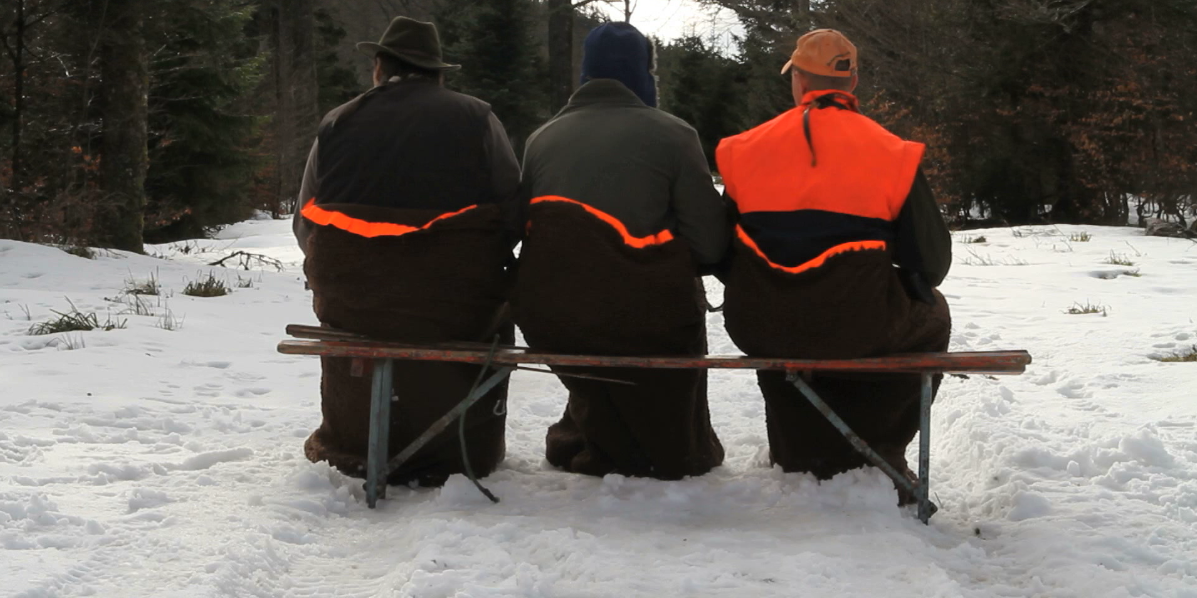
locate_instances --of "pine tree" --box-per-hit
[142,0,267,242]
[658,36,744,168]
[255,0,320,218]
[314,8,361,115]
[94,0,148,252]
[735,27,791,130]
[437,0,548,153]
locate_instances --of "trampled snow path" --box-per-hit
[2,219,1195,597]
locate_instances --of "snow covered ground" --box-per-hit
[2,220,1195,597]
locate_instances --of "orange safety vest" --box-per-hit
[716,91,924,273]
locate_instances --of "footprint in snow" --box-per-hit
[1057,381,1092,399]
[234,387,271,398]
[1032,370,1060,386]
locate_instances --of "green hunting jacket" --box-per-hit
[519,79,729,266]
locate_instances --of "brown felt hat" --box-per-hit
[781,29,858,78]
[357,17,460,72]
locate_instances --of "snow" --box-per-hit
[2,221,1196,597]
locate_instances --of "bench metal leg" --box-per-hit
[786,371,937,523]
[385,366,515,477]
[918,373,933,523]
[366,358,393,509]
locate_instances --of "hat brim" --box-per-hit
[780,59,794,75]
[356,42,461,72]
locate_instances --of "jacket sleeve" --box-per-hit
[482,112,523,246]
[894,169,952,288]
[293,139,320,256]
[671,128,730,266]
[702,189,741,281]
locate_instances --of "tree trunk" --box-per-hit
[95,0,147,252]
[547,0,573,112]
[10,0,25,194]
[271,0,320,217]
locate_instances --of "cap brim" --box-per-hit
[780,59,793,75]
[355,42,461,71]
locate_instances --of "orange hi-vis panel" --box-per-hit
[715,91,924,223]
[736,225,886,274]
[530,196,675,248]
[301,199,477,238]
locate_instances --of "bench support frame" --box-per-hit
[365,359,393,508]
[281,327,1028,523]
[364,360,515,509]
[786,372,937,522]
[364,362,940,523]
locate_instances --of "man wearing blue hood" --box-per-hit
[512,23,728,480]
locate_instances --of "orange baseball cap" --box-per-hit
[780,29,858,77]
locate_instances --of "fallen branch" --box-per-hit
[207,251,284,272]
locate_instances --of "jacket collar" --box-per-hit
[799,90,860,112]
[563,79,648,111]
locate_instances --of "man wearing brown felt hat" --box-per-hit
[294,17,521,489]
[355,15,461,80]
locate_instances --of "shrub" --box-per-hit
[1069,232,1092,242]
[29,301,127,335]
[4,305,32,321]
[63,245,96,259]
[1065,301,1107,316]
[157,307,185,331]
[1154,346,1197,363]
[961,249,1028,266]
[118,294,155,317]
[1105,251,1135,266]
[123,270,161,296]
[56,334,86,351]
[183,273,230,297]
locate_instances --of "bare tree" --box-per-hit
[262,0,320,216]
[0,0,61,195]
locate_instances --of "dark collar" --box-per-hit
[799,90,860,112]
[563,79,647,111]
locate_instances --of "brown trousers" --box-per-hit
[724,243,952,478]
[301,203,512,486]
[513,201,724,480]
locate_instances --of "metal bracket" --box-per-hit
[786,371,939,523]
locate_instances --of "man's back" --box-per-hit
[509,23,726,483]
[315,80,493,212]
[522,79,726,265]
[297,16,519,489]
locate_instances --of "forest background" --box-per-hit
[1,0,1194,252]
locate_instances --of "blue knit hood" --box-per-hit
[579,23,657,108]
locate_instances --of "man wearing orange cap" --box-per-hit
[715,29,952,503]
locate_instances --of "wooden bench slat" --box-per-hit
[277,340,1031,374]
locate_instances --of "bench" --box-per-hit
[279,324,1031,523]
